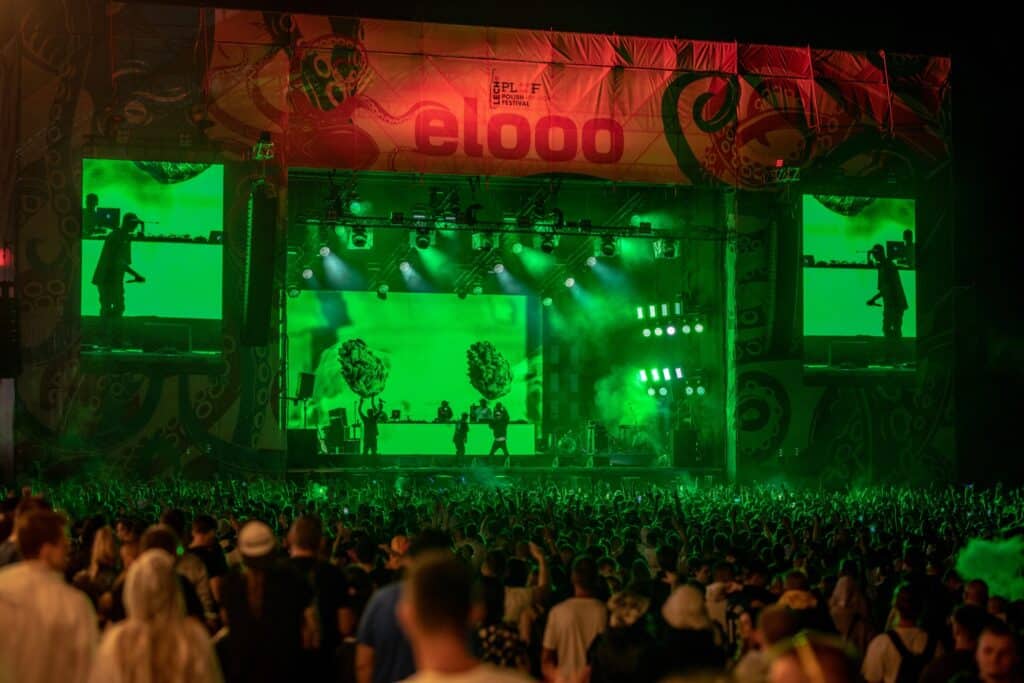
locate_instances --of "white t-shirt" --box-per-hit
[401,663,534,683]
[861,626,942,683]
[542,597,608,681]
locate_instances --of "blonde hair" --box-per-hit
[89,526,118,579]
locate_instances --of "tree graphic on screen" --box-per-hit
[337,339,388,398]
[467,341,512,400]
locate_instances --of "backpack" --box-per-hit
[886,630,936,683]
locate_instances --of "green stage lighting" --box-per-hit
[643,328,652,337]
[301,268,314,280]
[682,324,692,334]
[695,322,705,333]
[319,245,331,256]
[512,242,525,255]
[675,368,683,379]
[639,370,648,383]
[654,327,663,336]
[564,277,575,288]
[658,387,668,396]
[667,326,676,335]
[542,297,553,307]
[685,386,694,396]
[637,307,644,320]
[376,284,388,300]
[696,385,706,396]
[651,368,661,382]
[647,387,656,397]
[586,256,597,267]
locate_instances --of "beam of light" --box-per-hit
[619,237,656,268]
[418,245,459,287]
[564,277,575,288]
[495,267,528,295]
[399,261,431,292]
[588,259,632,294]
[518,244,556,279]
[322,252,365,289]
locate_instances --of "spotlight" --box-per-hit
[493,263,505,274]
[301,268,314,280]
[696,385,706,396]
[599,235,617,257]
[694,322,705,333]
[399,261,412,273]
[413,227,432,250]
[643,328,652,337]
[685,385,694,396]
[319,245,331,256]
[542,297,553,307]
[654,327,663,336]
[564,277,575,288]
[586,256,597,267]
[682,324,692,334]
[639,370,649,383]
[540,235,556,254]
[675,368,683,379]
[512,242,524,255]
[647,388,656,397]
[655,238,678,259]
[376,284,389,300]
[667,326,677,336]
[286,286,301,298]
[472,284,484,296]
[658,387,668,396]
[350,226,370,249]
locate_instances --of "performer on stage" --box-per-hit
[90,212,145,346]
[359,396,384,457]
[471,398,492,423]
[866,243,909,364]
[436,400,454,423]
[488,402,510,458]
[453,413,469,462]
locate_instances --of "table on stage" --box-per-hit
[374,422,536,456]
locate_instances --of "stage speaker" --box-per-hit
[287,429,318,467]
[0,281,19,378]
[241,183,278,346]
[673,427,701,468]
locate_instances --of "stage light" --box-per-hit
[651,368,661,382]
[637,307,644,320]
[586,256,597,267]
[675,368,683,379]
[493,263,505,274]
[472,284,484,295]
[658,387,668,397]
[696,385,706,396]
[301,268,314,280]
[542,297,553,307]
[564,277,575,288]
[685,386,694,396]
[414,227,432,250]
[661,303,670,317]
[512,242,524,255]
[667,326,676,336]
[682,324,692,334]
[399,261,412,273]
[376,284,389,300]
[319,245,331,257]
[649,305,656,318]
[647,388,656,397]
[694,322,705,333]
[350,226,369,248]
[540,235,556,253]
[600,235,617,257]
[639,370,648,383]
[662,368,670,380]
[655,238,678,259]
[643,328,652,337]
[654,327,663,336]
[286,285,301,298]
[334,224,346,238]
[348,198,364,216]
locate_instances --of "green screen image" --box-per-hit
[82,159,224,239]
[80,240,223,319]
[802,195,916,366]
[287,291,537,432]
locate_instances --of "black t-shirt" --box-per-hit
[221,561,314,683]
[191,544,229,579]
[290,556,348,654]
[91,231,132,285]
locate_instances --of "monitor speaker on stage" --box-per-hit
[673,427,701,468]
[241,183,278,346]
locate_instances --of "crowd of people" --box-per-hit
[1,477,1023,683]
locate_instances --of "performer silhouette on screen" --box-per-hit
[866,243,908,364]
[82,193,100,236]
[436,400,454,423]
[453,413,469,462]
[471,398,492,423]
[91,212,145,347]
[359,397,383,457]
[488,403,510,458]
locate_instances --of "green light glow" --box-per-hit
[518,245,556,279]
